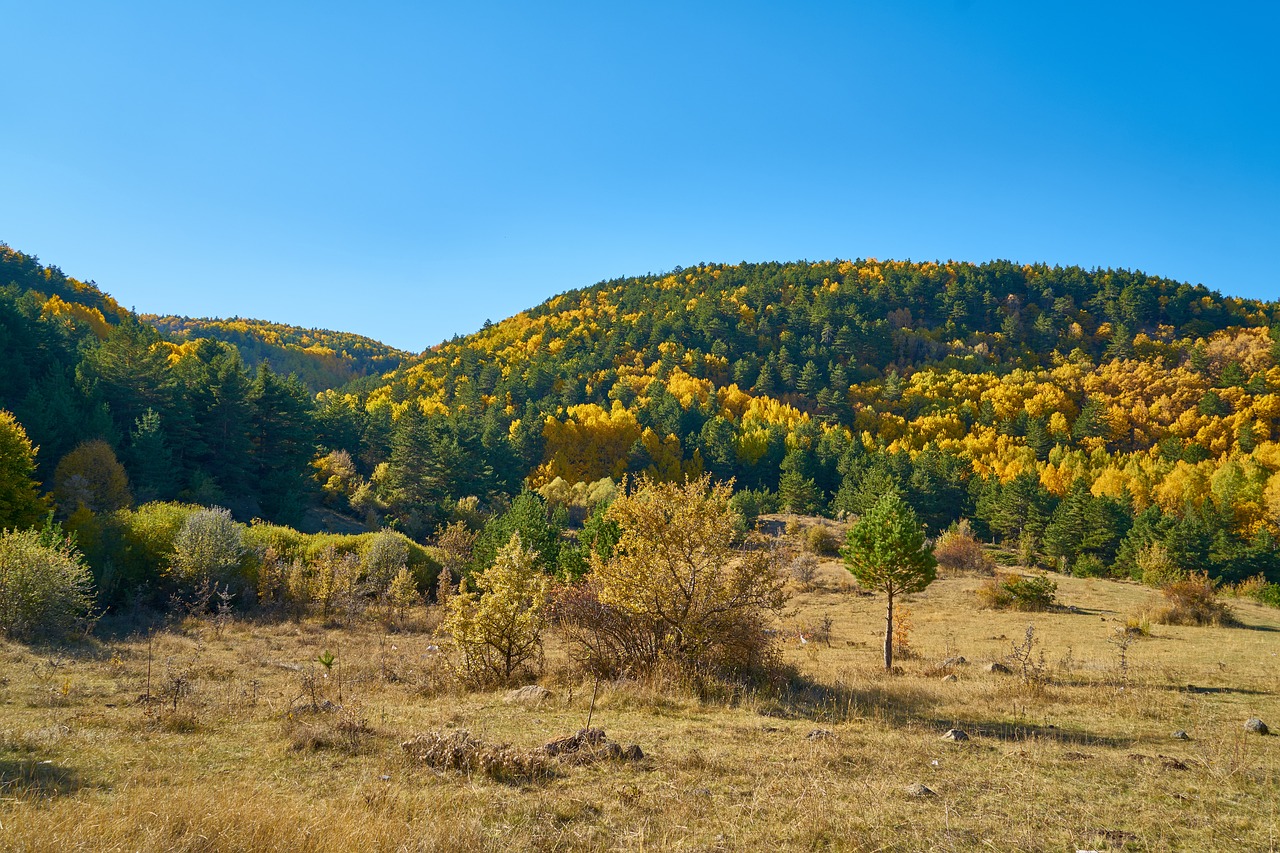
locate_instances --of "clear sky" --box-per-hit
[2,1,1276,352]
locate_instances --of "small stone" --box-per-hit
[1171,730,1190,740]
[941,674,958,683]
[806,728,835,740]
[985,662,1012,674]
[1244,718,1269,735]
[905,782,935,797]
[941,729,969,742]
[504,685,553,705]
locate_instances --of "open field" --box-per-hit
[2,557,1278,852]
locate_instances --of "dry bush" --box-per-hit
[583,476,789,680]
[976,571,1057,611]
[804,525,841,557]
[286,703,376,754]
[401,729,555,785]
[547,580,661,678]
[1150,572,1238,627]
[790,552,820,588]
[933,520,994,574]
[1226,574,1280,608]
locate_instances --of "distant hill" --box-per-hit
[144,315,412,392]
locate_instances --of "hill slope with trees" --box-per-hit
[4,243,1280,597]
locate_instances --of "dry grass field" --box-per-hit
[2,548,1278,852]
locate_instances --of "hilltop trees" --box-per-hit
[843,490,936,671]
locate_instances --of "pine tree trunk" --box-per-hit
[884,591,894,672]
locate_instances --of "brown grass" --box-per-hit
[0,555,1277,851]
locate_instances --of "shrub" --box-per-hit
[170,507,247,593]
[804,525,841,557]
[1137,542,1184,588]
[933,520,994,574]
[976,571,1057,611]
[790,552,819,588]
[586,476,788,678]
[361,529,409,593]
[443,532,549,685]
[0,527,95,639]
[1229,574,1280,608]
[1150,572,1238,627]
[1071,554,1108,578]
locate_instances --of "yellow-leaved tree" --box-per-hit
[589,475,788,676]
[443,531,549,685]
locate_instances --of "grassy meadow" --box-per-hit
[2,537,1278,852]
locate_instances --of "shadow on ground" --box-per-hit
[756,674,1136,748]
[0,756,87,798]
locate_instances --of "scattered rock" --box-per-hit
[1127,753,1188,771]
[940,729,969,742]
[504,685,553,705]
[905,782,935,797]
[543,728,644,764]
[940,674,958,683]
[806,728,835,740]
[985,662,1012,675]
[1245,718,1269,735]
[1171,730,1190,740]
[1087,829,1136,848]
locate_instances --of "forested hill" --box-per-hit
[144,315,412,392]
[5,242,1280,590]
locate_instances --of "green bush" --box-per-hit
[804,524,841,557]
[0,527,95,639]
[1071,554,1108,578]
[171,507,248,592]
[976,571,1058,611]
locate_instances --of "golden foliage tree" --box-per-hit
[590,475,788,675]
[53,440,132,515]
[0,410,48,530]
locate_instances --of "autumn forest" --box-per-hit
[3,242,1280,618]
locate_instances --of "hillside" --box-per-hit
[328,260,1280,581]
[144,314,412,392]
[4,244,1280,591]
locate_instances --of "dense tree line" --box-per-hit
[4,243,1280,601]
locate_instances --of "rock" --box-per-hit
[1171,730,1190,740]
[541,728,644,764]
[1245,718,1270,735]
[941,729,969,742]
[504,685,553,705]
[941,674,958,683]
[985,662,1012,674]
[806,728,835,740]
[905,782,936,797]
[543,727,606,756]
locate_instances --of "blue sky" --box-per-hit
[2,2,1276,351]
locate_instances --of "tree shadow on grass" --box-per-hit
[0,757,86,798]
[754,673,942,726]
[755,673,1135,748]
